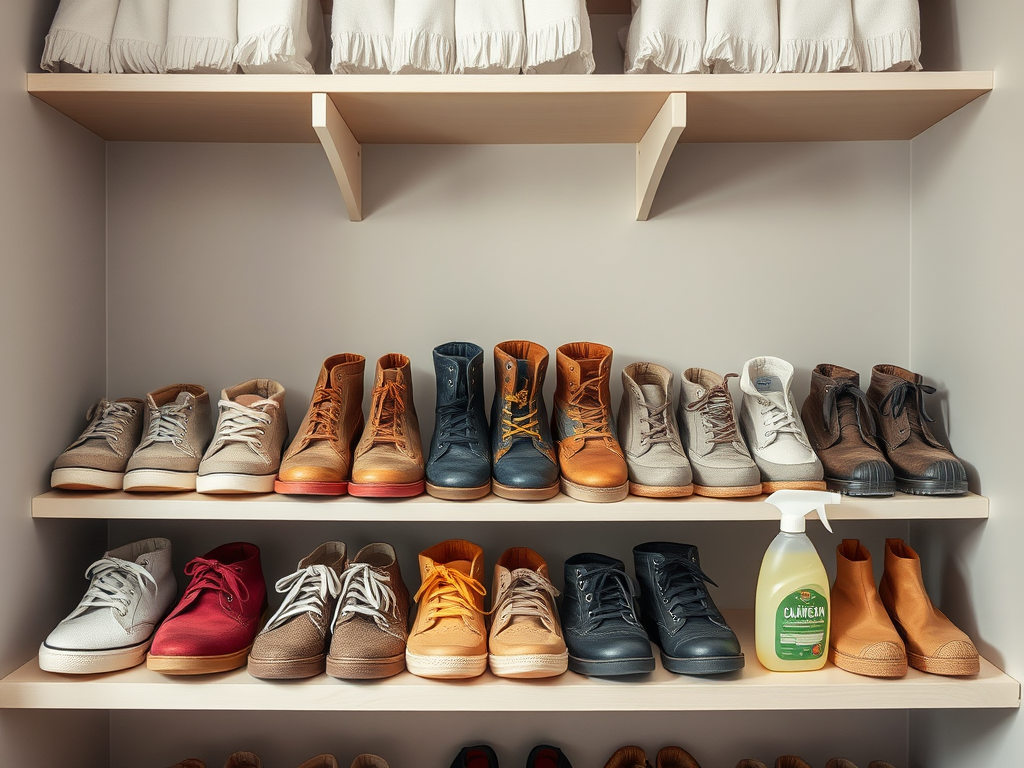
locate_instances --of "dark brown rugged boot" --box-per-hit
[802,364,894,496]
[866,365,967,495]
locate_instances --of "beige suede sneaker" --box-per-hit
[51,397,145,490]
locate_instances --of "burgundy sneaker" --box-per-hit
[147,542,267,675]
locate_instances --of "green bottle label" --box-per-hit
[775,588,828,660]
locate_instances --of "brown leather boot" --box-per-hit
[824,761,858,768]
[553,342,628,502]
[802,364,894,497]
[604,747,650,768]
[349,353,425,497]
[775,759,811,768]
[276,354,365,495]
[656,747,701,768]
[829,539,907,678]
[879,538,979,676]
[734,762,768,768]
[866,365,967,495]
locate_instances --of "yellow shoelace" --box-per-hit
[413,564,486,628]
[501,389,541,442]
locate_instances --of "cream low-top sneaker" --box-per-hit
[739,356,825,492]
[39,538,176,674]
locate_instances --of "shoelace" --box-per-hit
[435,400,479,448]
[211,398,278,450]
[367,380,407,448]
[567,377,613,440]
[685,375,740,445]
[70,400,137,448]
[501,388,541,442]
[139,400,191,449]
[181,557,250,606]
[305,386,343,439]
[579,567,640,627]
[70,557,157,619]
[880,380,937,424]
[332,563,397,629]
[413,564,486,630]
[757,394,809,448]
[490,570,560,633]
[638,400,672,448]
[263,564,341,633]
[655,554,719,622]
[822,381,877,437]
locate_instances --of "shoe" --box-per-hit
[350,757,389,768]
[677,369,761,497]
[561,553,655,676]
[603,747,649,768]
[147,542,267,675]
[879,538,979,676]
[527,745,572,768]
[349,354,425,497]
[276,354,365,495]
[739,356,825,493]
[825,761,860,768]
[488,547,568,678]
[51,397,145,490]
[327,542,410,680]
[553,342,628,502]
[224,754,261,768]
[734,762,768,768]
[426,342,491,500]
[802,364,895,496]
[298,757,340,768]
[197,379,288,494]
[451,746,498,768]
[167,760,205,768]
[491,340,559,501]
[633,541,744,675]
[247,541,346,679]
[406,539,487,678]
[618,362,693,497]
[828,539,907,678]
[123,384,214,492]
[775,760,811,768]
[39,537,176,674]
[867,364,968,495]
[656,748,701,768]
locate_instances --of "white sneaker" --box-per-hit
[39,538,176,674]
[738,356,825,492]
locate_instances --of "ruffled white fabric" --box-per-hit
[456,0,526,74]
[110,0,170,73]
[235,0,327,74]
[704,0,778,74]
[331,0,394,73]
[166,0,238,73]
[41,0,121,74]
[625,0,706,75]
[523,0,595,75]
[391,0,456,73]
[853,0,921,72]
[777,0,858,73]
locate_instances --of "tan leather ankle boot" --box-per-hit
[829,539,907,678]
[879,538,980,676]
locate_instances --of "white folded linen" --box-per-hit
[41,0,121,73]
[625,0,706,74]
[391,0,456,73]
[853,0,922,72]
[777,0,858,72]
[704,0,778,74]
[236,0,327,74]
[331,0,394,73]
[110,0,170,73]
[456,0,526,74]
[166,0,238,73]
[523,0,594,74]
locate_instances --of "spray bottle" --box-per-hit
[755,489,840,672]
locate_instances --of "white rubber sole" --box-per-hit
[560,478,629,503]
[38,638,151,674]
[50,467,124,491]
[196,473,276,494]
[488,651,568,678]
[405,651,487,679]
[123,469,196,492]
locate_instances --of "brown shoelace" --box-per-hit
[566,377,613,440]
[367,380,407,448]
[685,374,741,444]
[305,386,343,439]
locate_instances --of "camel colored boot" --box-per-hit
[276,354,365,495]
[349,354,425,497]
[734,762,768,768]
[879,538,980,676]
[553,342,628,502]
[603,747,649,768]
[656,747,701,768]
[775,759,811,768]
[829,539,907,678]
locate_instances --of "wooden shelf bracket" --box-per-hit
[636,92,687,221]
[312,93,362,221]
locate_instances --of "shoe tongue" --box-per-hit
[751,374,787,409]
[173,390,194,406]
[578,358,602,378]
[437,357,469,405]
[639,383,665,408]
[446,559,473,576]
[516,359,530,393]
[234,394,262,407]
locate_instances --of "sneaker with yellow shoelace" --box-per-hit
[491,341,559,501]
[406,539,487,678]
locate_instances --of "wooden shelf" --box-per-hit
[1,612,1015,712]
[31,490,988,522]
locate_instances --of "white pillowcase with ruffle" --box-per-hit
[110,0,169,73]
[625,0,707,75]
[456,0,526,74]
[704,0,778,74]
[523,0,595,75]
[235,0,327,74]
[166,0,238,73]
[777,0,858,73]
[853,0,922,72]
[41,0,121,74]
[332,0,394,73]
[391,0,455,74]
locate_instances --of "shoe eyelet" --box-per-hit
[663,598,669,604]
[226,595,233,602]
[585,594,592,602]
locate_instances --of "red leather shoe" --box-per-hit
[147,542,267,675]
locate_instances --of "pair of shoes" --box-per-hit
[803,363,967,496]
[604,745,701,768]
[451,744,571,768]
[562,543,743,677]
[830,538,979,677]
[172,753,389,768]
[405,539,567,679]
[247,541,410,680]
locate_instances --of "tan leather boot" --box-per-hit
[553,342,628,502]
[879,538,980,676]
[656,747,701,768]
[603,747,649,768]
[276,354,364,495]
[775,759,811,768]
[349,353,425,497]
[734,762,768,768]
[829,539,907,678]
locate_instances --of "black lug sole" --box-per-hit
[567,654,656,677]
[896,477,968,496]
[826,478,896,497]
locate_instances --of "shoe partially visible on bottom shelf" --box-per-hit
[656,746,701,768]
[224,753,261,768]
[297,756,340,768]
[527,745,572,768]
[167,758,205,768]
[733,761,767,768]
[349,755,389,768]
[450,745,499,768]
[603,746,649,768]
[774,759,812,768]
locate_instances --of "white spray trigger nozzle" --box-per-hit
[765,490,840,534]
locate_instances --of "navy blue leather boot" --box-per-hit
[561,553,655,676]
[490,340,559,500]
[426,342,491,500]
[633,541,744,675]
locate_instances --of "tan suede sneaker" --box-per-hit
[52,397,145,490]
[406,539,487,679]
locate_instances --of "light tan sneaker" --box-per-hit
[488,547,568,678]
[405,539,487,679]
[51,397,144,490]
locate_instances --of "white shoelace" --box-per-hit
[332,563,397,629]
[70,557,157,619]
[263,565,342,633]
[139,402,191,448]
[491,570,560,634]
[759,397,809,447]
[211,399,278,451]
[70,400,137,448]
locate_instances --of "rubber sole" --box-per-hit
[488,651,569,678]
[197,472,275,494]
[147,645,252,675]
[692,483,763,498]
[247,653,325,680]
[896,477,968,496]
[38,638,151,674]
[560,478,629,503]
[326,653,406,680]
[907,650,979,676]
[492,481,560,501]
[123,469,196,492]
[425,481,491,501]
[629,482,694,498]
[405,651,487,679]
[274,478,348,496]
[661,651,745,676]
[50,467,124,491]
[826,477,896,497]
[348,479,425,498]
[761,480,828,493]
[829,646,907,678]
[567,653,655,677]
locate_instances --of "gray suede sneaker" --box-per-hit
[51,397,144,490]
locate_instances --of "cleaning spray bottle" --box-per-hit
[755,489,840,672]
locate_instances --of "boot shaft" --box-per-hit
[429,342,489,460]
[492,340,555,459]
[356,353,422,461]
